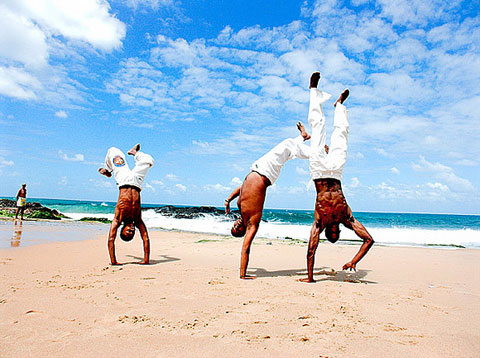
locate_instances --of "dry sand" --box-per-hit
[1,225,479,357]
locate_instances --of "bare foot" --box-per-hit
[299,278,316,283]
[309,72,321,89]
[98,168,112,177]
[127,143,141,156]
[240,275,256,280]
[297,122,311,141]
[334,88,349,107]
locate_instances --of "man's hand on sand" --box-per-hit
[343,261,357,271]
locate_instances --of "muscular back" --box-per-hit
[238,171,270,225]
[115,185,142,223]
[314,179,353,225]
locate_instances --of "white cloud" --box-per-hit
[412,156,474,192]
[175,183,186,192]
[230,177,242,186]
[0,0,126,102]
[350,152,365,160]
[88,178,113,188]
[123,0,178,12]
[15,0,126,52]
[350,177,360,188]
[427,182,449,192]
[295,166,309,176]
[457,159,477,167]
[58,150,84,162]
[390,167,400,174]
[0,66,41,100]
[232,164,244,172]
[0,5,48,68]
[374,148,390,157]
[204,183,231,193]
[55,110,67,118]
[378,0,459,26]
[144,182,155,192]
[165,173,179,181]
[0,156,14,167]
[151,179,164,186]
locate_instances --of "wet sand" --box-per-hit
[0,224,479,357]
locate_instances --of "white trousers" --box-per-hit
[104,147,154,190]
[250,136,310,185]
[309,88,349,181]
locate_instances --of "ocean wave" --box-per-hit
[140,211,480,249]
[61,210,480,249]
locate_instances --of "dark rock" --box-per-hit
[0,199,68,220]
[79,217,111,223]
[143,205,241,220]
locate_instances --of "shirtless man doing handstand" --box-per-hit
[300,72,374,283]
[98,144,154,265]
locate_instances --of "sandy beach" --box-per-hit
[1,222,479,357]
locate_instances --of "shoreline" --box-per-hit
[0,224,479,357]
[0,217,476,250]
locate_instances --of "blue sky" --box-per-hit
[0,0,479,214]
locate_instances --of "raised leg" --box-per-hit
[327,102,349,174]
[131,151,154,178]
[308,87,332,178]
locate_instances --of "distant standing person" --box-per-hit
[98,144,154,265]
[15,183,27,220]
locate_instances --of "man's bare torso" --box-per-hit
[314,178,353,226]
[17,188,26,198]
[116,185,142,223]
[238,171,271,222]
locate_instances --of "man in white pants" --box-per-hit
[98,144,154,265]
[225,120,312,278]
[300,72,374,283]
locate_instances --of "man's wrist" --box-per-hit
[225,199,230,203]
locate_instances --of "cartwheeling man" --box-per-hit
[225,120,313,279]
[300,72,374,283]
[98,144,154,265]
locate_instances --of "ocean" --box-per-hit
[8,197,479,249]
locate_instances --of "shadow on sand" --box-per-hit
[123,254,180,266]
[250,266,377,284]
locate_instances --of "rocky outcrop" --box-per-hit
[0,199,68,220]
[144,205,241,220]
[79,217,111,223]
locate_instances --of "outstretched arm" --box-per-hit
[137,218,150,264]
[343,219,374,271]
[108,219,120,265]
[225,186,241,214]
